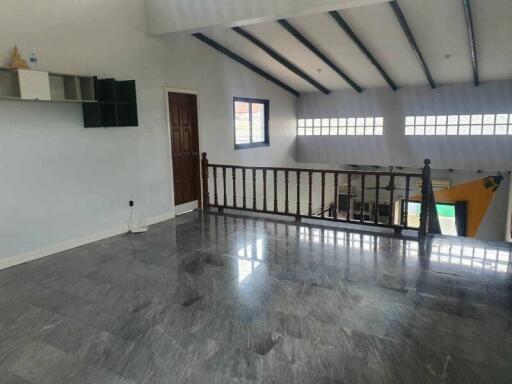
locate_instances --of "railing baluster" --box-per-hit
[419,159,432,235]
[360,174,365,223]
[213,166,218,206]
[404,176,411,228]
[388,175,395,226]
[263,169,267,212]
[242,168,246,209]
[321,171,326,218]
[232,167,237,208]
[308,171,313,216]
[285,170,289,214]
[296,170,301,220]
[201,153,209,208]
[273,170,278,213]
[253,169,257,210]
[374,175,380,225]
[222,166,227,207]
[346,173,352,222]
[333,172,338,220]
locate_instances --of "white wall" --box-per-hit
[297,81,512,171]
[160,34,298,167]
[0,0,298,267]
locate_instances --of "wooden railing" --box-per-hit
[201,153,438,235]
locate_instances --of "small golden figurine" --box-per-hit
[9,46,30,70]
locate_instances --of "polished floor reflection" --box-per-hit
[1,212,511,383]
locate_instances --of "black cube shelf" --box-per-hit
[82,78,138,128]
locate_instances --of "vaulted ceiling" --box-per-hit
[191,0,512,94]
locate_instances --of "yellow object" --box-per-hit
[413,175,503,237]
[9,46,30,70]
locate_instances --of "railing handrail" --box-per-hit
[201,153,437,237]
[207,162,422,178]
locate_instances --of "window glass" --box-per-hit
[495,125,507,135]
[458,125,469,135]
[234,101,250,144]
[297,116,384,136]
[426,116,436,125]
[251,103,265,142]
[405,113,512,136]
[496,114,508,124]
[459,115,470,125]
[234,98,269,148]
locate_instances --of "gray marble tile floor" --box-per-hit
[1,211,511,383]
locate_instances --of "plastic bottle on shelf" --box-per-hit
[29,50,38,69]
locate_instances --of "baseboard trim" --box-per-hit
[145,212,174,226]
[175,201,198,216]
[0,212,175,271]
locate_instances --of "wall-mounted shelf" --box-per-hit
[0,67,96,103]
[0,67,138,127]
[0,67,21,99]
[49,72,96,103]
[82,78,138,128]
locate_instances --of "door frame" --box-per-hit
[164,87,202,214]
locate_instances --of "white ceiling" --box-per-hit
[197,0,512,93]
[146,0,389,35]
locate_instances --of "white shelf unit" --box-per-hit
[18,69,51,100]
[0,67,96,103]
[0,67,21,99]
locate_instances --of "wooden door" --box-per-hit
[168,92,200,206]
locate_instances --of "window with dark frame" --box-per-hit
[233,97,269,149]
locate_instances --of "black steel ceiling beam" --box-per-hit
[232,26,330,95]
[462,0,479,86]
[389,0,436,89]
[277,19,362,93]
[329,10,397,91]
[192,33,299,97]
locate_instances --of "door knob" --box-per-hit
[192,152,199,156]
